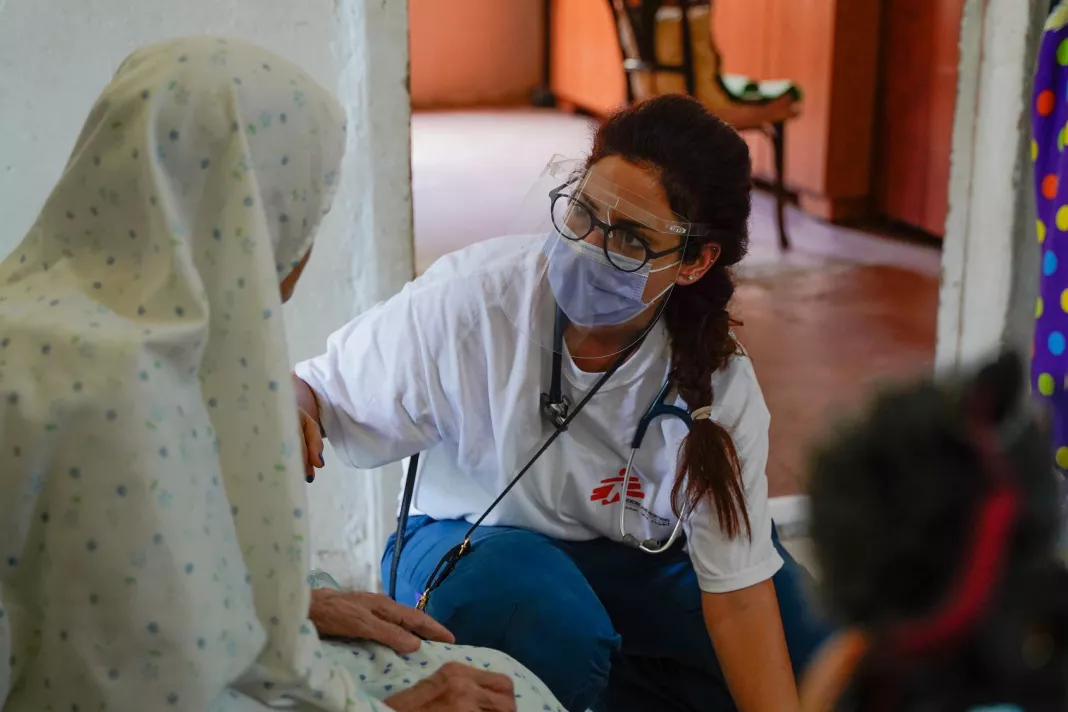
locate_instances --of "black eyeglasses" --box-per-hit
[549,184,685,273]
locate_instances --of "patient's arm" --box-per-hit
[310,588,455,654]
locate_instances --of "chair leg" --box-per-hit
[770,121,790,250]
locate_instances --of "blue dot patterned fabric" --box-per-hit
[0,35,358,712]
[0,36,562,712]
[312,573,565,711]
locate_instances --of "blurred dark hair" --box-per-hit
[588,94,753,538]
[808,352,1068,710]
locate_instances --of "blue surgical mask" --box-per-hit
[545,234,676,328]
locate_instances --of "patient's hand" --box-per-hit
[310,589,455,654]
[385,663,516,712]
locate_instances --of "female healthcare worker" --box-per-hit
[293,95,831,712]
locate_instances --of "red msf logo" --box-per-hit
[590,468,645,505]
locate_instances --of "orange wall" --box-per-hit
[703,0,882,219]
[872,0,964,236]
[550,0,626,116]
[410,0,545,109]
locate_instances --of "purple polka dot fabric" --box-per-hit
[1032,5,1068,472]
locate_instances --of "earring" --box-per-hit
[687,274,696,282]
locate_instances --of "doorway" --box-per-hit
[408,1,944,501]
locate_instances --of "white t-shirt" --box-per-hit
[295,236,783,593]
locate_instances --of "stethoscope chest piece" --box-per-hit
[622,532,671,551]
[540,392,572,430]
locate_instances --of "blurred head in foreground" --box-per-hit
[801,352,1068,712]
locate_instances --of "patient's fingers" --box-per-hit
[311,590,457,654]
[363,614,423,655]
[384,663,516,712]
[455,665,515,696]
[311,590,425,654]
[370,594,456,644]
[439,664,515,712]
[382,678,441,710]
[475,687,516,712]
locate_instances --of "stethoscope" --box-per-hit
[540,307,694,554]
[390,302,698,606]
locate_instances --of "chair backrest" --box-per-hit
[609,1,739,105]
[607,0,696,102]
[608,0,662,65]
[606,1,737,113]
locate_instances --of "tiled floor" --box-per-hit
[413,109,942,497]
[735,264,939,495]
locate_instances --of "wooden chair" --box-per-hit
[607,0,803,249]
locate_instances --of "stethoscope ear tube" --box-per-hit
[388,453,421,601]
[540,307,571,429]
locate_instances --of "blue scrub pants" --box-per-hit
[383,516,832,712]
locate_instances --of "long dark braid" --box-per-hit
[588,95,754,538]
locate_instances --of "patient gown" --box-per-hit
[0,35,561,712]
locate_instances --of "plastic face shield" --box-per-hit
[498,156,700,361]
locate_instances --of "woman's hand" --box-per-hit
[298,407,324,480]
[384,663,516,712]
[292,374,325,481]
[310,589,456,654]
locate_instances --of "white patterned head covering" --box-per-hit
[0,37,380,711]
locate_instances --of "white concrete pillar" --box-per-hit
[0,0,414,590]
[288,0,415,591]
[936,0,1047,376]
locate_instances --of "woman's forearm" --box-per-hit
[702,580,800,712]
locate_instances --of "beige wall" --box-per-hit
[410,0,544,108]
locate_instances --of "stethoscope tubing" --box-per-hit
[390,299,685,605]
[550,315,692,554]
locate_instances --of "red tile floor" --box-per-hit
[413,110,942,496]
[734,264,939,495]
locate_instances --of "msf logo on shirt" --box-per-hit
[590,468,645,506]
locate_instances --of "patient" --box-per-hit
[0,37,561,712]
[798,353,1068,712]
